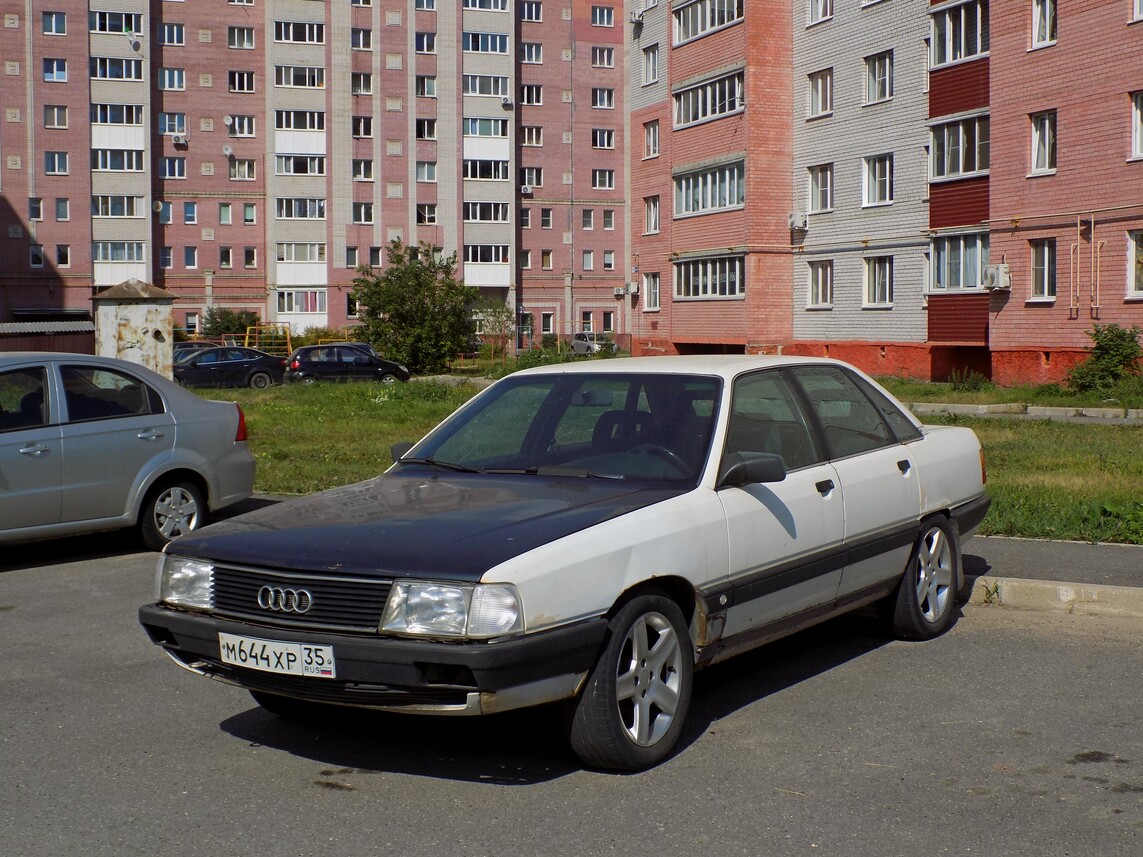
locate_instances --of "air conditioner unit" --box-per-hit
[171,133,187,146]
[788,211,808,230]
[128,38,141,52]
[520,185,533,195]
[630,9,644,24]
[628,281,639,295]
[222,144,234,157]
[983,263,1011,290]
[613,287,627,299]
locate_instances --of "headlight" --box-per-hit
[157,555,214,610]
[380,581,523,639]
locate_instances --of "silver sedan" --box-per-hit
[0,352,255,550]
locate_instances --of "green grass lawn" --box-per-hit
[204,377,1143,545]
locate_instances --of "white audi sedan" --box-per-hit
[140,356,989,770]
[1,352,255,550]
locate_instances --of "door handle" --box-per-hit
[815,479,834,496]
[137,429,165,441]
[19,444,49,457]
[897,459,911,474]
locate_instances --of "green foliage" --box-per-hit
[541,333,559,350]
[291,326,343,348]
[1066,324,1142,392]
[351,241,479,374]
[948,368,993,393]
[475,298,517,360]
[200,307,260,338]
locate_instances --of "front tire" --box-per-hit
[566,592,693,771]
[249,371,272,389]
[139,480,205,551]
[889,516,960,640]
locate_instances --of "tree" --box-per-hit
[475,298,516,364]
[351,240,478,374]
[200,307,260,338]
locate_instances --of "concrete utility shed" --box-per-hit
[92,279,177,378]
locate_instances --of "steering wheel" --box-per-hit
[630,443,688,474]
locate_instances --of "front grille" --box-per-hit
[212,564,392,633]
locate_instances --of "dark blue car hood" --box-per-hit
[175,471,688,581]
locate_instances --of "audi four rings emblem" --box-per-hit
[257,586,314,614]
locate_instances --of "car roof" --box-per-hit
[512,354,852,381]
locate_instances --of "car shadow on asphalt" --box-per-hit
[216,607,943,783]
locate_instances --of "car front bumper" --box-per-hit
[138,604,607,715]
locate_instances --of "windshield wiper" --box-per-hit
[397,456,481,473]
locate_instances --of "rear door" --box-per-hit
[717,370,845,633]
[789,365,922,598]
[0,365,63,530]
[57,363,176,523]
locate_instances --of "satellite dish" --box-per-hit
[152,201,164,213]
[129,39,141,52]
[222,145,234,157]
[223,115,234,126]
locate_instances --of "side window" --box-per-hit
[0,368,49,430]
[791,365,892,458]
[724,371,820,470]
[851,374,923,442]
[60,366,158,421]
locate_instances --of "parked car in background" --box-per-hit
[174,347,287,389]
[139,355,989,770]
[284,344,410,384]
[1,352,254,550]
[570,332,615,355]
[173,340,225,359]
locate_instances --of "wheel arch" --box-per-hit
[608,576,700,656]
[134,467,211,525]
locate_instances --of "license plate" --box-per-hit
[218,632,336,679]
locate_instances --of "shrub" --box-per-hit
[1067,324,1142,392]
[949,368,993,393]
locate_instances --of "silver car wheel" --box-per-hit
[886,515,960,641]
[155,485,201,540]
[914,523,953,623]
[615,611,685,746]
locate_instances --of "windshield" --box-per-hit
[404,372,721,482]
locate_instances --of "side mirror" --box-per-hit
[717,451,787,489]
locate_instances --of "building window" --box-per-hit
[931,0,989,68]
[94,242,145,262]
[184,247,198,269]
[158,113,186,135]
[644,121,659,158]
[274,66,322,88]
[416,76,437,97]
[522,43,543,63]
[352,159,374,181]
[229,70,257,92]
[90,11,141,34]
[675,256,745,299]
[675,161,745,216]
[55,199,69,221]
[274,21,325,44]
[643,273,660,311]
[582,209,594,230]
[92,104,143,126]
[346,246,359,268]
[417,204,438,224]
[864,257,894,305]
[1133,93,1143,159]
[591,46,614,68]
[244,247,258,268]
[644,196,660,234]
[219,203,232,225]
[602,310,614,332]
[592,88,615,109]
[29,199,43,221]
[43,105,68,128]
[159,23,185,46]
[243,203,257,224]
[462,32,509,53]
[161,157,186,180]
[863,154,894,206]
[415,33,436,53]
[351,28,373,50]
[808,261,834,308]
[416,119,437,140]
[416,0,436,8]
[540,312,554,334]
[158,202,172,224]
[42,11,66,34]
[864,52,893,104]
[1031,110,1056,174]
[183,202,197,224]
[1032,0,1056,48]
[464,202,510,222]
[228,26,255,49]
[519,249,532,269]
[277,290,327,314]
[674,0,745,45]
[92,196,143,218]
[464,245,510,263]
[275,156,326,176]
[276,243,326,263]
[521,2,542,21]
[522,167,544,187]
[591,6,614,27]
[1129,231,1143,296]
[592,169,615,190]
[541,208,553,229]
[520,84,543,106]
[229,115,256,136]
[809,69,833,118]
[603,210,615,230]
[219,246,233,269]
[230,159,256,180]
[353,116,374,138]
[416,161,437,182]
[464,117,510,137]
[159,247,172,269]
[541,250,553,270]
[43,59,67,82]
[464,0,507,7]
[44,152,69,175]
[158,68,185,90]
[277,198,327,219]
[522,126,543,147]
[56,245,70,267]
[90,57,144,81]
[931,233,989,290]
[643,45,659,85]
[351,73,373,95]
[592,129,615,149]
[1031,238,1056,299]
[675,72,744,128]
[521,209,532,228]
[932,116,990,179]
[808,164,833,213]
[809,0,833,26]
[603,251,615,271]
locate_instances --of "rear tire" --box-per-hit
[379,373,396,384]
[566,592,693,771]
[889,516,960,641]
[249,371,272,389]
[139,480,205,551]
[300,376,317,385]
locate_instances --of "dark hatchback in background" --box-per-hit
[174,347,287,389]
[284,344,410,384]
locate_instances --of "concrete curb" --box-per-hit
[967,577,1143,619]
